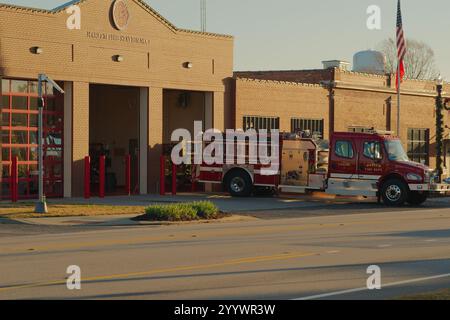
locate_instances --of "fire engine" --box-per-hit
[194,130,450,206]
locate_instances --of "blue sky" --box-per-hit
[1,0,449,78]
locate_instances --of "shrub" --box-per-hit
[191,201,220,219]
[144,203,197,221]
[142,201,220,221]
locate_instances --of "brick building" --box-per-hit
[0,0,449,200]
[234,63,450,175]
[0,0,233,199]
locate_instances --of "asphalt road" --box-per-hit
[1,200,450,300]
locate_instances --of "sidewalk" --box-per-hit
[4,192,371,227]
[47,192,348,213]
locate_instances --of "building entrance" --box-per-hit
[161,89,213,192]
[89,84,140,195]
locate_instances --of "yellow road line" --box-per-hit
[0,251,316,293]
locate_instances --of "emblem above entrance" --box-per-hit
[112,0,130,31]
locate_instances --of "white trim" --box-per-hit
[254,170,280,175]
[279,185,307,194]
[306,186,323,190]
[410,183,450,192]
[330,173,356,179]
[200,167,223,173]
[358,174,381,180]
[63,82,73,198]
[330,173,380,180]
[430,183,450,191]
[197,180,222,184]
[409,184,429,191]
[326,178,378,197]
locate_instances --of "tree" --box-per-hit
[378,38,439,80]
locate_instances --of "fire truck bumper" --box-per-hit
[409,183,450,194]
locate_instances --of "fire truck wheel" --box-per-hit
[406,192,428,206]
[381,179,408,206]
[225,171,252,197]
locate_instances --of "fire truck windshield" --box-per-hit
[384,140,409,162]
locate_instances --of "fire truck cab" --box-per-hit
[195,131,450,206]
[325,132,448,206]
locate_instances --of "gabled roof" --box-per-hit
[0,0,233,39]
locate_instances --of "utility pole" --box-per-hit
[200,0,206,32]
[397,64,401,136]
[35,74,65,214]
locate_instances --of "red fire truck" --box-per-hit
[193,131,450,206]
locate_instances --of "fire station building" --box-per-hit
[0,0,449,200]
[0,0,233,199]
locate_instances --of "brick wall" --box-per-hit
[234,69,333,84]
[0,1,234,90]
[71,81,89,197]
[234,72,449,169]
[148,87,163,194]
[234,78,329,136]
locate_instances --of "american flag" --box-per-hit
[396,0,406,90]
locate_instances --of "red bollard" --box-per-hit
[11,156,18,202]
[160,156,165,196]
[99,155,105,198]
[125,154,131,196]
[84,156,91,199]
[191,165,197,192]
[135,153,140,194]
[172,162,177,196]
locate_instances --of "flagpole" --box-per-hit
[397,62,401,136]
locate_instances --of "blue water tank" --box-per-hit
[353,50,386,75]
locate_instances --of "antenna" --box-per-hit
[200,0,206,32]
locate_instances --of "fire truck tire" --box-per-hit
[406,192,428,206]
[381,179,408,206]
[225,171,253,197]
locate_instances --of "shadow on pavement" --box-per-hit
[22,257,450,300]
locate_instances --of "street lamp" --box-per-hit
[435,76,444,183]
[35,74,64,214]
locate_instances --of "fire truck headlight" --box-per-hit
[407,173,423,182]
[424,171,431,183]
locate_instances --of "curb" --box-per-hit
[7,214,257,227]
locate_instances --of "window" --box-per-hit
[291,118,324,138]
[243,116,279,131]
[363,141,382,160]
[407,128,429,165]
[335,140,354,159]
[348,126,373,133]
[0,78,64,200]
[385,140,409,162]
